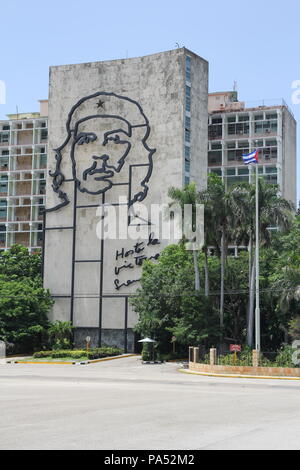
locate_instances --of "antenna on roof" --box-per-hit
[16,106,19,120]
[175,43,180,48]
[233,81,238,92]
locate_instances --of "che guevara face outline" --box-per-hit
[70,115,133,195]
[47,92,156,212]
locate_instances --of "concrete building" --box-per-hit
[43,48,209,351]
[0,101,48,252]
[208,92,297,207]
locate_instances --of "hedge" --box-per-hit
[33,347,123,360]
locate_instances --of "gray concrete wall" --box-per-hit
[44,49,208,351]
[282,108,297,207]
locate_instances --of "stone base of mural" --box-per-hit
[73,328,135,352]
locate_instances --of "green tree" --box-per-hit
[168,183,201,291]
[198,174,231,329]
[0,245,42,280]
[0,278,52,353]
[0,245,52,353]
[132,244,220,354]
[228,178,294,346]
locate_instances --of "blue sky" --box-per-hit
[1,0,299,200]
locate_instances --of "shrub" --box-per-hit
[33,347,123,360]
[274,346,295,368]
[87,347,123,360]
[48,321,74,350]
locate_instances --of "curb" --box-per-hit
[178,368,300,381]
[8,354,138,366]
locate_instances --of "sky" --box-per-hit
[1,0,299,201]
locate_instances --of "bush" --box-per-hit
[87,347,123,360]
[48,321,74,350]
[274,346,295,368]
[33,347,123,360]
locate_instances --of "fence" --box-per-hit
[189,347,298,368]
[189,347,300,378]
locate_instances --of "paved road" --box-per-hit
[1,356,300,450]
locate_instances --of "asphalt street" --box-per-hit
[1,356,300,450]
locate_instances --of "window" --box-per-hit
[41,129,48,141]
[265,167,277,174]
[208,151,222,166]
[186,86,191,112]
[40,154,47,167]
[226,168,236,176]
[212,117,222,124]
[238,115,249,122]
[185,176,190,186]
[228,122,249,136]
[208,123,222,139]
[39,181,46,195]
[0,157,9,169]
[185,146,190,161]
[266,113,277,120]
[238,168,249,175]
[226,142,236,149]
[264,175,278,184]
[186,56,191,82]
[0,133,9,144]
[0,200,7,219]
[238,141,249,149]
[0,185,7,193]
[211,143,222,150]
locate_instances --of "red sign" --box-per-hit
[230,344,241,353]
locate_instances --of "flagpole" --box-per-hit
[255,155,261,352]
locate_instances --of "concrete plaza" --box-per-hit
[1,356,300,450]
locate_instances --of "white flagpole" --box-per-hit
[255,155,261,352]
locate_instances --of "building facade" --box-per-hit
[208,92,297,208]
[0,101,48,252]
[43,49,208,351]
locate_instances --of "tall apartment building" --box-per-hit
[208,91,297,207]
[0,100,48,252]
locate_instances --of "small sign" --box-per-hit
[85,337,91,343]
[230,344,241,353]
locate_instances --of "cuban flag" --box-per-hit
[242,149,259,165]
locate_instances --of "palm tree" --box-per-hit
[198,174,231,328]
[168,183,201,291]
[228,178,294,346]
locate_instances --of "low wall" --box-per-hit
[189,362,300,378]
